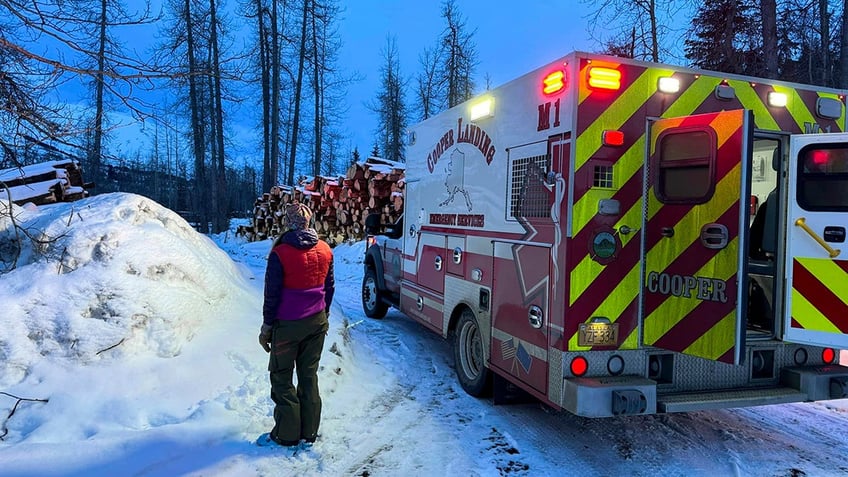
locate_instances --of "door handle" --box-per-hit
[795,217,841,258]
[700,223,729,249]
[528,305,544,329]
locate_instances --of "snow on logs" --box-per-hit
[242,157,405,245]
[0,160,90,206]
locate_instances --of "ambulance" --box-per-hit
[361,51,848,416]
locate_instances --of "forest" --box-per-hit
[0,0,847,233]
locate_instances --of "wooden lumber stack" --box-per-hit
[0,160,90,206]
[240,157,405,245]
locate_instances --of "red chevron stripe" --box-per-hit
[652,295,735,350]
[791,259,848,333]
[642,203,740,320]
[718,347,734,364]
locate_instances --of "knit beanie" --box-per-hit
[283,203,313,231]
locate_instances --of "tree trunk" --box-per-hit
[761,0,778,78]
[312,5,322,177]
[257,0,272,193]
[820,0,830,86]
[184,0,207,230]
[210,0,227,232]
[841,0,848,87]
[288,0,310,185]
[270,0,282,188]
[91,0,108,186]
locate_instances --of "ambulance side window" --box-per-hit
[797,144,848,212]
[509,154,550,219]
[655,128,716,204]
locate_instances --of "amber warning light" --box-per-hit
[543,70,565,95]
[588,66,622,90]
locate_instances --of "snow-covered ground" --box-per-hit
[1,192,847,477]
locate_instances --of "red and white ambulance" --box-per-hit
[362,51,848,416]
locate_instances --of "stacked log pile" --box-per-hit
[241,157,405,245]
[0,160,90,206]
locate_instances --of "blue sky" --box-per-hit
[100,1,596,170]
[336,0,595,155]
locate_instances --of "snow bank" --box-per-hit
[0,193,255,388]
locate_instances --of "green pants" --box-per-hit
[268,311,329,444]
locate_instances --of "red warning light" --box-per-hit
[602,130,624,146]
[588,67,621,90]
[570,356,588,376]
[543,70,565,95]
[811,150,830,166]
[822,348,836,364]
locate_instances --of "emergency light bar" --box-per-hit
[543,70,565,95]
[588,67,621,90]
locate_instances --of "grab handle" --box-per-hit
[795,217,841,258]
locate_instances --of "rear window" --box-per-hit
[797,144,848,212]
[655,128,716,203]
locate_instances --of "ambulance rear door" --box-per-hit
[782,134,848,348]
[642,109,753,365]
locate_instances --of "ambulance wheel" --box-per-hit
[454,309,492,397]
[362,268,388,319]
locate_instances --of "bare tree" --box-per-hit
[414,45,444,121]
[369,36,408,162]
[0,0,158,169]
[582,0,684,62]
[438,0,477,108]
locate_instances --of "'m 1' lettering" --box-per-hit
[537,98,561,131]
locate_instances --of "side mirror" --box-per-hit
[364,213,382,235]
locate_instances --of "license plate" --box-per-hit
[578,322,619,347]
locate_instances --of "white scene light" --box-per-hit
[658,77,680,93]
[470,98,494,122]
[768,91,788,107]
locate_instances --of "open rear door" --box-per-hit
[783,135,848,348]
[642,110,753,364]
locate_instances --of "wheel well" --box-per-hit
[363,246,387,289]
[447,303,473,336]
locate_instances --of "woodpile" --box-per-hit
[240,157,405,245]
[0,160,90,206]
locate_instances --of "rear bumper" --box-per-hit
[561,364,848,418]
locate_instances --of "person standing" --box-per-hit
[257,203,335,448]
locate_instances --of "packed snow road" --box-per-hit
[338,308,848,477]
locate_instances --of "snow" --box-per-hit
[1,192,847,477]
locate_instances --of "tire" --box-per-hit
[362,268,389,319]
[453,308,492,397]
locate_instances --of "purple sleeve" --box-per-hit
[324,258,335,312]
[263,253,283,325]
